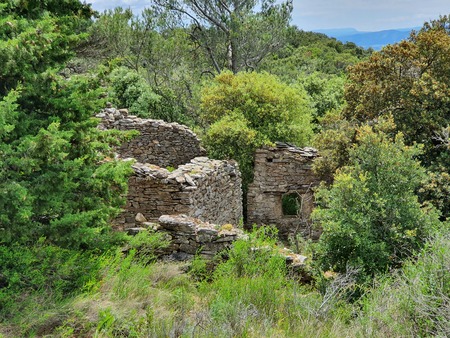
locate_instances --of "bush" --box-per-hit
[0,71,133,250]
[356,231,450,337]
[108,66,189,124]
[125,229,170,264]
[201,71,313,188]
[0,241,104,320]
[313,126,441,278]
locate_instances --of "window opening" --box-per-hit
[282,193,300,216]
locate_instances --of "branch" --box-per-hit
[189,0,229,33]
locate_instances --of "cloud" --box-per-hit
[292,0,449,30]
[88,0,449,31]
[89,0,148,13]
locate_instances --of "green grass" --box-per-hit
[1,228,449,337]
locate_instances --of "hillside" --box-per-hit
[1,2,449,337]
[315,27,419,50]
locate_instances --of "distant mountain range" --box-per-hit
[313,27,420,50]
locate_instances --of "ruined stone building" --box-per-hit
[97,106,321,259]
[97,107,243,232]
[98,107,205,167]
[247,144,321,240]
[116,158,242,229]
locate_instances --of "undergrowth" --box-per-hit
[1,227,449,337]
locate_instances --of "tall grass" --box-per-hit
[2,228,449,337]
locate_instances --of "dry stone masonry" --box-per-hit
[96,105,243,232]
[97,105,206,167]
[156,214,245,260]
[96,105,320,263]
[114,157,243,229]
[130,214,309,275]
[247,144,321,240]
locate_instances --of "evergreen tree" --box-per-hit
[0,1,132,249]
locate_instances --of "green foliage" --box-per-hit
[312,111,398,184]
[0,1,92,96]
[125,230,170,264]
[344,16,450,167]
[204,113,264,186]
[153,0,293,74]
[2,3,450,337]
[298,73,346,123]
[357,232,450,337]
[108,66,160,115]
[313,126,441,277]
[202,71,313,187]
[0,72,133,249]
[419,167,450,221]
[259,28,371,81]
[282,193,300,216]
[108,66,190,123]
[1,0,94,19]
[214,226,284,278]
[82,8,207,121]
[0,241,104,321]
[340,16,450,219]
[6,225,450,337]
[81,7,144,70]
[312,110,358,183]
[0,4,133,250]
[198,226,290,335]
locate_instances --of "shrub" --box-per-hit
[0,241,104,320]
[313,126,441,278]
[201,71,313,189]
[356,231,450,337]
[108,66,189,123]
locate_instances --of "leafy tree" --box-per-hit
[78,8,164,72]
[313,126,441,277]
[0,1,93,95]
[259,28,370,81]
[201,71,313,187]
[344,16,450,166]
[312,110,358,184]
[152,0,293,74]
[80,8,204,122]
[298,72,346,123]
[341,16,450,218]
[0,72,133,249]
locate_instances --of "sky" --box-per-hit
[87,0,450,32]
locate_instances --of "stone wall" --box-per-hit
[157,215,244,260]
[97,106,205,167]
[114,157,243,229]
[247,145,321,240]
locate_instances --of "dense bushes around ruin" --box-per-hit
[1,1,449,336]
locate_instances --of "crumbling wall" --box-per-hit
[157,215,244,260]
[97,106,205,167]
[114,157,243,229]
[247,145,321,240]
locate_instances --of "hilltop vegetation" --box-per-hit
[0,1,449,336]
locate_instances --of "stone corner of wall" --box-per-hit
[156,214,245,260]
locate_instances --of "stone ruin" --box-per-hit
[97,106,321,262]
[247,144,321,240]
[115,157,242,228]
[97,105,206,167]
[129,214,309,279]
[97,106,243,259]
[156,215,244,260]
